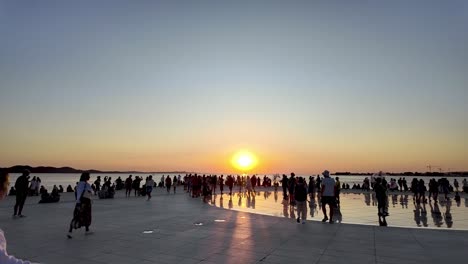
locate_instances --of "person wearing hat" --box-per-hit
[13,170,30,217]
[321,170,336,223]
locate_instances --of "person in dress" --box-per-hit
[67,172,93,239]
[1,171,37,263]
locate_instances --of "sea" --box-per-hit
[7,173,466,190]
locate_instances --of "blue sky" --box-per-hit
[1,1,467,172]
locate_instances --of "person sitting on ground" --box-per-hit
[98,184,115,199]
[66,185,73,192]
[39,188,60,203]
[58,185,64,193]
[1,171,38,263]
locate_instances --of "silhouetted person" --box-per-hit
[321,170,336,223]
[125,175,133,197]
[1,171,37,263]
[295,177,308,224]
[281,175,288,199]
[13,170,30,217]
[374,178,388,226]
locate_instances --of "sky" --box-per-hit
[1,0,467,174]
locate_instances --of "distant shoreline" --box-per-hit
[1,165,467,176]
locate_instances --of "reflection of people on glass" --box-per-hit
[309,199,317,218]
[454,192,461,207]
[421,202,428,227]
[391,194,398,207]
[289,204,296,220]
[413,203,422,227]
[429,201,443,227]
[228,196,233,209]
[444,200,453,228]
[282,199,289,217]
[219,196,224,208]
[364,192,371,206]
[252,194,256,209]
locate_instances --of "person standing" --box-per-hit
[295,177,308,224]
[1,171,37,263]
[335,177,341,206]
[13,170,30,217]
[68,172,93,238]
[146,176,154,201]
[124,175,133,197]
[308,176,316,200]
[250,175,257,193]
[226,175,234,196]
[171,176,177,194]
[94,176,101,195]
[165,176,172,193]
[374,177,388,226]
[281,174,288,199]
[28,176,37,196]
[219,175,224,195]
[288,173,296,205]
[453,179,459,192]
[321,170,336,223]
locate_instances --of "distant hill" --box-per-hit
[0,165,189,174]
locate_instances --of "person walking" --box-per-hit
[68,172,93,238]
[320,170,336,223]
[295,177,308,224]
[146,176,154,201]
[13,170,30,218]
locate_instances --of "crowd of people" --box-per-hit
[1,169,467,263]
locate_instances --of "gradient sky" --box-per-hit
[1,0,467,173]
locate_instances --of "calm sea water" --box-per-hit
[7,173,466,190]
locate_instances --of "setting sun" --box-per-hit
[231,151,258,172]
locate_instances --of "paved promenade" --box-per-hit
[0,189,466,264]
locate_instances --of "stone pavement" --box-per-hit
[0,189,466,264]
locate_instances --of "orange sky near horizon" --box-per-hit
[1,1,467,174]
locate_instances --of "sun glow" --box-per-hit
[231,151,258,171]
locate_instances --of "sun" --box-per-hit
[231,151,258,172]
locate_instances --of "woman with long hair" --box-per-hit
[67,172,93,239]
[1,171,36,263]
